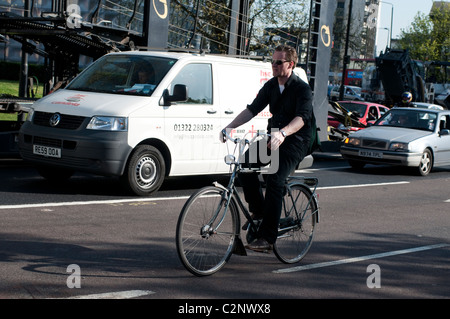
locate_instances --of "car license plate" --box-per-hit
[359,150,383,159]
[33,145,61,158]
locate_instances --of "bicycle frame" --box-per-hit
[211,159,259,238]
[217,131,319,237]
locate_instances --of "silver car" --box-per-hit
[340,107,450,176]
[329,85,363,101]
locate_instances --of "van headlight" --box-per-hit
[389,142,408,151]
[87,116,128,131]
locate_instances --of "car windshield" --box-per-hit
[66,54,177,96]
[375,109,437,132]
[339,102,366,117]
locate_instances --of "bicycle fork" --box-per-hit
[209,182,248,256]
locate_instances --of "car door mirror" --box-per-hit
[439,128,450,136]
[162,84,188,106]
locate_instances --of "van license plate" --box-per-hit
[359,150,383,159]
[33,145,61,158]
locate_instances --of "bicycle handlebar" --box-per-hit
[221,129,269,145]
[221,129,270,166]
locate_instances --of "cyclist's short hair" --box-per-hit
[275,45,298,66]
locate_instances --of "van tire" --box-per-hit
[122,145,166,196]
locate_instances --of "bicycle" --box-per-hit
[176,131,319,276]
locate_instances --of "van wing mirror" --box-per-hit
[162,84,188,106]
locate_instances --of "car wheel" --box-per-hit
[417,149,433,176]
[121,145,166,196]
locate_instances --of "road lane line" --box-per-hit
[0,196,190,210]
[0,181,409,210]
[61,290,155,299]
[317,181,409,190]
[273,243,450,274]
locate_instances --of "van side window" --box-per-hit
[170,64,212,104]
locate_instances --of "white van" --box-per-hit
[19,50,309,195]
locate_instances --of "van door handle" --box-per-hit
[225,110,234,114]
[207,109,217,114]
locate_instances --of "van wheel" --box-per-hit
[122,145,166,196]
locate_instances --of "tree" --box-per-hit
[248,0,310,55]
[398,8,450,62]
[169,0,309,55]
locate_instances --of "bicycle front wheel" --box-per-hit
[274,183,317,264]
[176,186,239,276]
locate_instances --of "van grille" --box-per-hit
[33,136,62,148]
[33,111,86,129]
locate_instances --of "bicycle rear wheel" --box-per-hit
[176,186,239,276]
[274,183,317,264]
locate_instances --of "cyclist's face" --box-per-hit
[272,51,293,78]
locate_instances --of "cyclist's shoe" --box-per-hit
[245,238,273,253]
[242,214,263,230]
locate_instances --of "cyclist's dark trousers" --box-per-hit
[238,138,307,244]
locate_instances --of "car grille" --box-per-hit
[33,111,86,129]
[361,139,387,149]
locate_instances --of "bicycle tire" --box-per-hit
[274,183,317,264]
[176,186,239,276]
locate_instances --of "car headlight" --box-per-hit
[345,137,361,146]
[389,142,409,151]
[87,116,128,131]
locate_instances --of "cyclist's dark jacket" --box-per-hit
[246,72,313,146]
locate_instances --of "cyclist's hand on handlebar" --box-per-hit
[268,130,285,151]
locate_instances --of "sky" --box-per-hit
[375,0,440,55]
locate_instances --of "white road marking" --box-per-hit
[0,181,410,210]
[317,181,409,190]
[273,243,450,274]
[62,290,155,299]
[0,196,190,210]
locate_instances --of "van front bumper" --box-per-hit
[18,121,132,176]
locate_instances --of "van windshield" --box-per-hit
[66,54,177,96]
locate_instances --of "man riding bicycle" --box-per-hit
[220,45,313,253]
